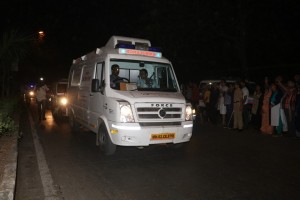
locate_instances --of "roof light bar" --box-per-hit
[118,48,162,58]
[115,43,135,49]
[148,47,162,52]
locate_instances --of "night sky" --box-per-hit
[1,0,300,84]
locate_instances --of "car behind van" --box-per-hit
[48,79,68,120]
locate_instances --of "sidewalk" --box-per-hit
[0,135,18,200]
[0,105,21,200]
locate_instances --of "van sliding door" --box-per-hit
[88,62,104,132]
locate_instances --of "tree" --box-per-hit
[0,29,33,97]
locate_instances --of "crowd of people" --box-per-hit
[182,74,300,139]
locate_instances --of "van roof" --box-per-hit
[105,36,151,48]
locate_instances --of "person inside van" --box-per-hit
[110,64,123,89]
[137,69,158,88]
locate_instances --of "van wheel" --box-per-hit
[69,113,80,131]
[98,124,116,155]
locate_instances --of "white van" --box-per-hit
[67,36,193,155]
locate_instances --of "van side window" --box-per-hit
[95,62,104,82]
[71,66,83,86]
[81,66,94,87]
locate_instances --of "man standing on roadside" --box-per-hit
[219,79,228,127]
[240,80,250,129]
[233,82,244,131]
[36,82,49,121]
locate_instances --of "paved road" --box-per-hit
[15,103,300,200]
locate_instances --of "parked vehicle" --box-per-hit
[24,83,36,105]
[48,79,68,120]
[198,79,256,111]
[66,36,193,155]
[199,79,256,95]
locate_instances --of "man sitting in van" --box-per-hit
[137,69,158,88]
[110,64,124,89]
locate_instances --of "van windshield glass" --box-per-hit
[110,59,179,92]
[57,83,67,93]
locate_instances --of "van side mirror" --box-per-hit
[91,79,100,92]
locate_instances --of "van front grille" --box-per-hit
[135,103,184,121]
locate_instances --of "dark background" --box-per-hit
[1,0,299,85]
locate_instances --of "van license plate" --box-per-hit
[151,133,175,140]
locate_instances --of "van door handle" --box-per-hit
[104,104,107,109]
[90,93,93,96]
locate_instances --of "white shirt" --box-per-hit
[36,85,49,102]
[219,85,228,93]
[242,86,249,104]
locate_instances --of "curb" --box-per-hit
[0,101,21,200]
[0,134,18,200]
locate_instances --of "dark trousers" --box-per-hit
[243,104,251,129]
[284,108,296,136]
[251,113,262,130]
[37,100,46,120]
[207,103,218,125]
[226,104,233,128]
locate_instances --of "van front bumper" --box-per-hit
[108,121,193,146]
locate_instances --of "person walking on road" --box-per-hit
[36,82,49,121]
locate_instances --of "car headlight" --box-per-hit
[119,102,134,123]
[29,91,34,96]
[192,108,196,115]
[185,105,193,121]
[60,97,68,106]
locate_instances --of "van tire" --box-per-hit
[98,124,116,156]
[69,113,80,131]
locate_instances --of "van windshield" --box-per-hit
[110,59,179,92]
[57,83,67,93]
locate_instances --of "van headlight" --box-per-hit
[185,105,193,121]
[119,102,134,123]
[60,97,68,106]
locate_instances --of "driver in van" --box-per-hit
[137,69,158,88]
[110,64,122,89]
